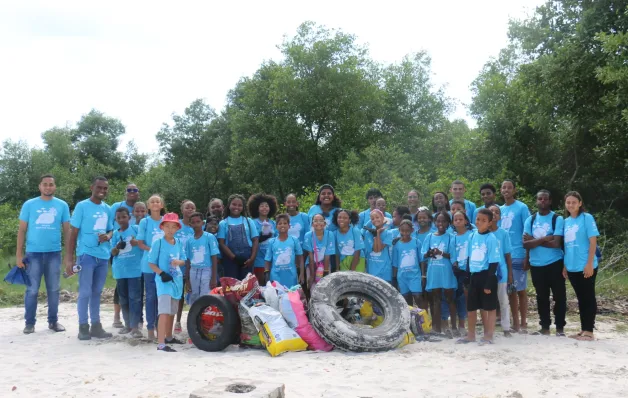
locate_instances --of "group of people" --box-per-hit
[15,175,600,351]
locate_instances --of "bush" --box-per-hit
[0,203,19,255]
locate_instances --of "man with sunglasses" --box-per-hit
[111,183,140,230]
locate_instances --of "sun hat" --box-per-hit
[159,212,181,230]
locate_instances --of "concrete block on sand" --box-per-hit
[190,377,285,398]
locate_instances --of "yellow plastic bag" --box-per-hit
[360,300,384,327]
[397,331,416,348]
[409,306,432,335]
[249,304,308,357]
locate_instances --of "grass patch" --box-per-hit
[0,255,116,307]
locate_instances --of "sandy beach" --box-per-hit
[1,303,627,398]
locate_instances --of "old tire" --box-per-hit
[187,294,238,352]
[309,271,410,352]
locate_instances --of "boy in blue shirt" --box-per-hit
[66,176,114,340]
[185,212,219,305]
[457,209,501,345]
[148,213,187,352]
[523,190,566,336]
[111,207,143,338]
[264,214,305,288]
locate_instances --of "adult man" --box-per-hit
[499,179,531,333]
[523,190,566,336]
[473,183,498,222]
[110,183,140,229]
[16,174,71,334]
[66,176,114,340]
[450,180,476,220]
[407,190,421,231]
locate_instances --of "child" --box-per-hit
[204,198,224,233]
[413,207,433,245]
[392,206,411,230]
[137,194,165,341]
[307,184,341,231]
[457,209,501,345]
[473,183,497,222]
[185,212,219,305]
[248,193,278,285]
[362,209,394,283]
[563,191,599,341]
[333,209,365,272]
[421,211,457,336]
[523,190,566,337]
[264,214,305,288]
[431,192,451,219]
[284,194,310,246]
[148,213,187,352]
[489,205,514,337]
[392,220,425,308]
[133,202,147,224]
[303,214,336,290]
[499,179,531,333]
[450,200,473,230]
[174,199,196,333]
[111,207,143,338]
[376,198,393,226]
[450,180,477,220]
[133,201,147,329]
[357,188,384,229]
[217,194,260,280]
[407,190,421,231]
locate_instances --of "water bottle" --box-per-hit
[63,264,82,279]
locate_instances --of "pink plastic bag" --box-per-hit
[282,289,333,351]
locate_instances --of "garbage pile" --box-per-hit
[187,271,432,356]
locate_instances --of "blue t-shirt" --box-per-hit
[412,230,431,247]
[465,232,501,274]
[148,237,187,299]
[499,200,530,259]
[19,197,70,253]
[491,228,512,283]
[288,212,310,245]
[303,230,336,261]
[524,212,564,267]
[137,216,164,274]
[186,232,219,269]
[450,198,477,220]
[334,227,365,261]
[307,205,338,232]
[264,236,303,288]
[363,212,393,230]
[254,218,277,268]
[564,213,599,272]
[70,199,113,260]
[452,230,474,267]
[362,229,394,282]
[111,225,142,279]
[472,205,489,224]
[175,220,195,251]
[359,209,393,229]
[392,238,421,276]
[217,216,259,247]
[420,233,456,269]
[110,201,136,230]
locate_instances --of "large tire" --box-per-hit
[310,271,410,352]
[187,294,238,352]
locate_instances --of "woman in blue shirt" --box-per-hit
[307,184,341,232]
[563,191,600,342]
[248,193,278,284]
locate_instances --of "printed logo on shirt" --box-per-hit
[533,222,550,239]
[151,228,164,243]
[288,223,302,238]
[471,243,487,262]
[35,207,57,229]
[400,250,416,269]
[275,247,293,266]
[456,240,469,262]
[339,240,355,256]
[432,242,445,260]
[93,212,108,231]
[118,236,133,255]
[501,212,514,230]
[564,224,579,244]
[191,245,206,264]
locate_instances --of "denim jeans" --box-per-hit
[143,272,158,331]
[116,277,142,328]
[77,254,108,325]
[24,252,61,326]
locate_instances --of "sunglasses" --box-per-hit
[126,188,139,193]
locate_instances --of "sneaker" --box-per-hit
[452,328,462,338]
[157,345,177,352]
[137,322,144,330]
[531,329,550,336]
[130,329,143,338]
[174,322,182,333]
[166,337,185,344]
[48,322,66,332]
[23,325,35,334]
[556,329,566,337]
[444,329,454,339]
[119,326,132,335]
[503,330,513,338]
[90,323,113,339]
[112,319,123,328]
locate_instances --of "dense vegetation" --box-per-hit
[1,2,627,269]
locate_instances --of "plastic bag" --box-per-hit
[248,304,308,357]
[397,331,416,348]
[262,281,280,311]
[238,287,263,347]
[221,274,260,306]
[359,300,384,327]
[409,306,432,336]
[278,288,333,351]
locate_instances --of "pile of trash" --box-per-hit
[187,271,433,356]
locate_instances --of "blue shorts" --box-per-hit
[511,258,528,292]
[398,273,422,295]
[441,273,467,320]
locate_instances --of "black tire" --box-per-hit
[310,271,410,352]
[187,294,238,352]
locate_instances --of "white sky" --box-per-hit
[0,0,544,154]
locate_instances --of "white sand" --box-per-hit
[1,303,627,398]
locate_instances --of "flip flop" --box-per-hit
[456,338,475,344]
[574,333,594,341]
[569,331,584,339]
[478,339,494,346]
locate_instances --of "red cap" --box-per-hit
[159,212,181,230]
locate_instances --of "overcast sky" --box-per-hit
[0,0,544,154]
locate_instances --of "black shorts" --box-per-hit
[467,270,498,311]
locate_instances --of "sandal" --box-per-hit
[569,331,584,339]
[112,320,123,328]
[456,337,475,344]
[478,339,494,346]
[574,332,594,341]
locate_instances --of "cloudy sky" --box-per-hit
[0,0,544,154]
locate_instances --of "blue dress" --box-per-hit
[421,233,457,291]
